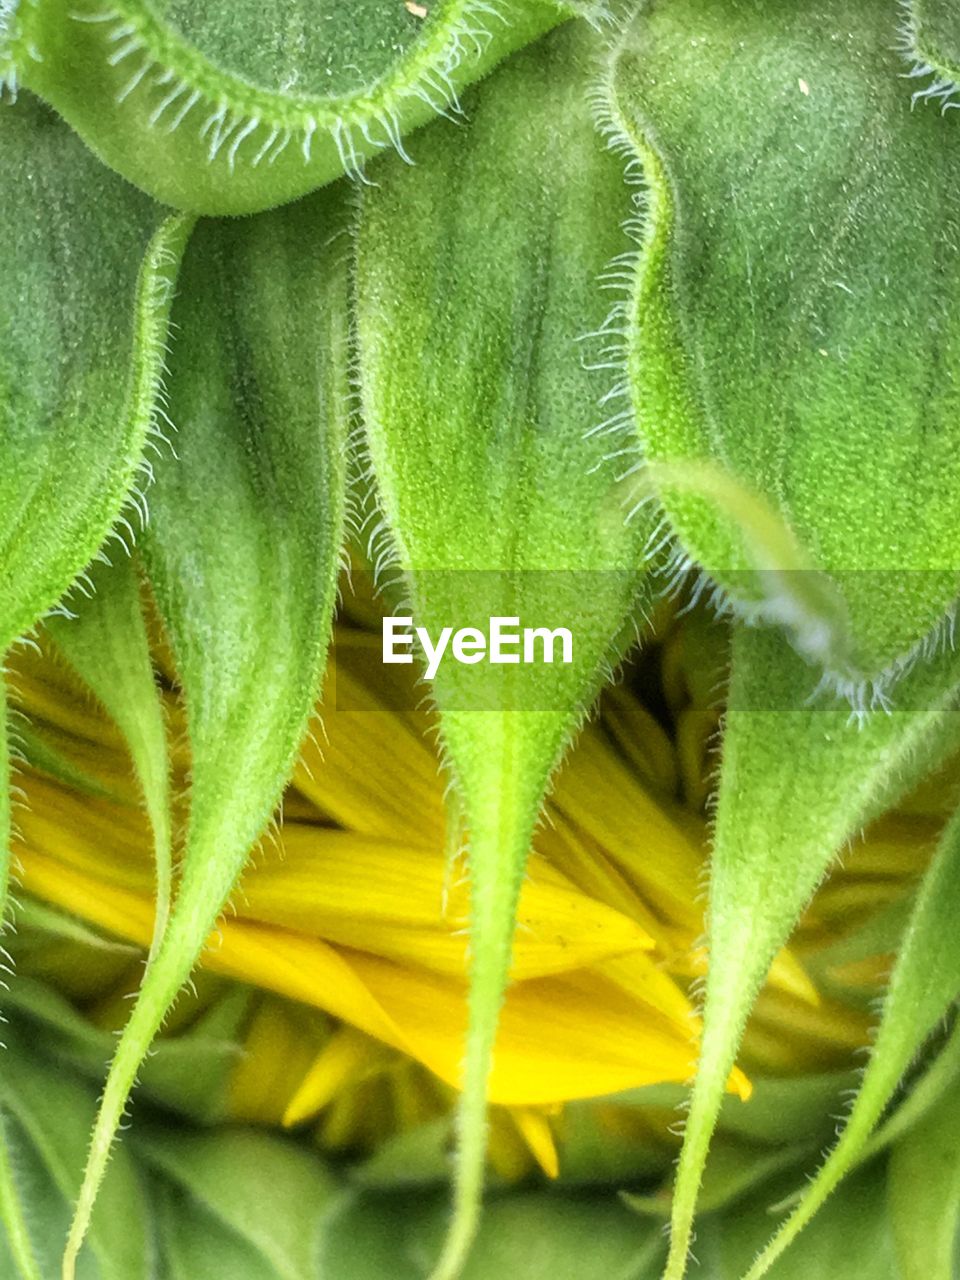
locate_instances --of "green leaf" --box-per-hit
[45,555,173,960]
[862,1016,960,1163]
[136,1126,338,1280]
[744,801,960,1278]
[9,0,577,216]
[319,1193,426,1280]
[662,623,960,1280]
[4,971,249,1125]
[356,22,652,1276]
[0,1026,152,1280]
[64,186,350,1276]
[0,91,190,653]
[888,1073,960,1280]
[156,1181,281,1280]
[604,0,960,687]
[323,1188,666,1280]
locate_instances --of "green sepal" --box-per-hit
[609,1070,859,1150]
[663,623,960,1279]
[10,0,577,215]
[743,802,960,1278]
[604,0,960,687]
[888,1072,960,1280]
[861,1017,960,1165]
[695,1164,900,1280]
[623,1135,816,1221]
[901,0,960,105]
[0,91,190,654]
[356,22,652,1275]
[45,555,173,960]
[64,186,350,1276]
[0,1022,342,1280]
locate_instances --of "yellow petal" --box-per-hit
[228,998,327,1127]
[510,1107,559,1179]
[675,702,719,812]
[743,988,873,1074]
[18,772,154,890]
[10,643,123,750]
[317,1073,395,1151]
[293,651,445,844]
[535,812,678,951]
[600,686,678,797]
[549,726,705,931]
[765,948,820,1007]
[599,952,697,1030]
[283,1026,390,1128]
[236,826,653,981]
[835,814,936,879]
[20,838,714,1107]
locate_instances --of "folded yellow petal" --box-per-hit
[292,648,445,844]
[282,1026,390,1128]
[18,838,709,1106]
[12,584,912,1195]
[509,1108,560,1180]
[600,686,679,798]
[228,998,327,1127]
[237,826,653,982]
[549,727,704,932]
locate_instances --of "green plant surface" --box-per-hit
[135,1126,338,1280]
[743,801,960,1276]
[6,0,581,214]
[46,558,173,961]
[661,621,960,1279]
[356,21,653,1276]
[0,91,189,654]
[887,1073,960,1280]
[0,1026,152,1280]
[901,0,960,99]
[604,0,960,690]
[62,189,351,1277]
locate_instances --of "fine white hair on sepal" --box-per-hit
[895,0,960,114]
[57,0,512,182]
[0,0,42,100]
[588,6,960,722]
